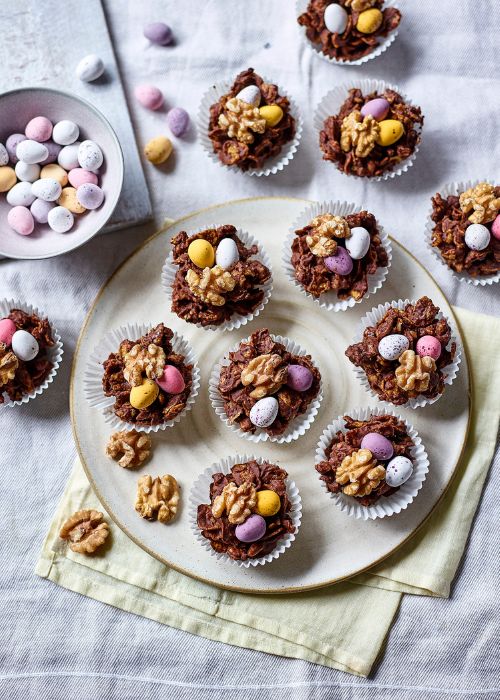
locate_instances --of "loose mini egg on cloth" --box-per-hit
[287,364,313,392]
[11,329,39,361]
[47,206,74,233]
[31,177,62,202]
[188,239,215,268]
[76,54,105,83]
[324,3,348,34]
[16,139,48,164]
[144,136,173,164]
[235,514,266,543]
[78,140,103,171]
[385,456,414,488]
[378,334,409,361]
[143,21,173,46]
[8,206,34,235]
[464,223,490,251]
[416,335,441,360]
[345,226,371,260]
[52,120,79,146]
[0,318,16,345]
[215,237,239,269]
[236,85,261,107]
[134,85,164,111]
[167,108,190,137]
[249,396,279,428]
[360,432,394,460]
[7,182,36,207]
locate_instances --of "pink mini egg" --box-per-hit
[167,107,190,137]
[360,98,391,121]
[156,365,185,394]
[25,116,53,142]
[76,183,104,210]
[68,168,98,188]
[360,432,394,460]
[325,247,353,276]
[287,364,313,392]
[492,214,500,241]
[134,84,164,111]
[8,205,34,236]
[0,318,16,346]
[416,335,442,360]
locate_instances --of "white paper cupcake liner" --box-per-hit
[283,200,392,312]
[0,298,63,408]
[425,178,500,287]
[188,453,302,567]
[83,322,200,433]
[197,75,303,177]
[209,333,323,444]
[296,0,400,67]
[350,299,462,409]
[315,406,429,520]
[313,78,422,182]
[161,226,273,332]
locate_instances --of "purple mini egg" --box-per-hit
[76,183,104,210]
[416,335,441,360]
[30,198,55,224]
[40,140,62,165]
[287,364,313,392]
[167,107,190,137]
[360,98,391,122]
[5,133,27,164]
[325,247,353,276]
[361,432,394,461]
[143,21,173,45]
[235,514,267,543]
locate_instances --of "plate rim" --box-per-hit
[70,195,472,595]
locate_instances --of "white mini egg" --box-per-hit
[52,120,80,146]
[48,205,74,233]
[15,161,40,182]
[11,329,39,361]
[378,334,409,361]
[215,238,239,269]
[7,181,36,207]
[76,53,105,82]
[31,177,62,202]
[235,85,261,107]
[346,226,371,260]
[16,139,48,164]
[78,140,103,171]
[58,143,81,171]
[464,223,491,251]
[0,143,8,166]
[324,3,348,34]
[385,456,414,488]
[249,396,279,428]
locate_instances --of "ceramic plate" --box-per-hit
[71,197,470,594]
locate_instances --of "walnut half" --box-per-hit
[106,430,152,468]
[340,110,380,158]
[135,474,180,523]
[459,182,500,224]
[212,481,257,524]
[218,97,267,144]
[395,349,436,393]
[240,353,288,399]
[186,265,236,306]
[59,509,110,554]
[122,343,166,387]
[336,449,386,497]
[0,342,18,387]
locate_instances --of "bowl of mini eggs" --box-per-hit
[0,87,123,259]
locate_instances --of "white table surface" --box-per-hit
[0,1,498,698]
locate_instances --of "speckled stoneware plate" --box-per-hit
[70,197,470,595]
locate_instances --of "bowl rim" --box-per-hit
[0,86,124,261]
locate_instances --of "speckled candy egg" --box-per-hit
[324,3,348,34]
[249,396,279,428]
[345,226,371,260]
[378,334,409,361]
[0,143,8,166]
[360,98,390,122]
[130,379,159,410]
[8,206,34,235]
[76,54,105,82]
[385,456,414,488]
[256,490,281,517]
[16,140,48,165]
[360,432,394,461]
[52,120,79,146]
[156,365,185,394]
[78,140,103,171]
[235,514,266,543]
[58,143,81,171]
[15,161,40,183]
[236,85,261,107]
[0,318,16,346]
[31,178,62,202]
[47,206,74,233]
[30,198,54,224]
[491,214,500,241]
[287,364,313,392]
[25,116,53,142]
[76,183,104,210]
[464,223,490,251]
[11,329,39,360]
[143,21,173,46]
[215,238,239,269]
[6,133,27,164]
[134,85,164,111]
[416,335,441,360]
[188,239,215,268]
[167,107,190,137]
[68,168,98,188]
[325,247,353,276]
[7,182,36,207]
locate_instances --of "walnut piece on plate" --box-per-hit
[211,481,257,524]
[135,474,180,523]
[59,509,110,554]
[106,430,152,468]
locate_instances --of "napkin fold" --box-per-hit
[36,307,500,677]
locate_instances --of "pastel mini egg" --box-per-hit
[7,181,36,207]
[325,247,353,276]
[345,226,371,260]
[15,161,40,183]
[143,21,173,46]
[8,206,34,236]
[188,239,215,268]
[134,84,164,111]
[76,53,105,82]
[40,164,68,187]
[47,206,74,233]
[130,379,159,410]
[30,198,54,224]
[144,136,173,164]
[5,133,27,164]
[324,3,348,34]
[287,364,313,392]
[68,168,98,188]
[376,120,404,147]
[360,98,391,122]
[52,120,79,146]
[249,396,279,428]
[236,85,261,107]
[156,365,185,394]
[235,514,266,543]
[0,143,8,166]
[416,335,442,360]
[356,7,383,34]
[385,456,414,488]
[491,214,500,241]
[215,237,239,269]
[78,140,103,171]
[0,318,16,346]
[256,490,281,517]
[58,187,86,214]
[167,107,190,137]
[464,223,490,251]
[11,329,39,360]
[360,432,394,461]
[76,183,104,210]
[25,116,52,142]
[31,177,62,202]
[0,165,16,192]
[58,143,81,170]
[259,105,283,128]
[16,140,48,165]
[40,140,62,165]
[378,334,409,361]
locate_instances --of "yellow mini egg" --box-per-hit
[356,8,383,34]
[0,166,16,192]
[40,164,68,187]
[144,136,173,165]
[256,490,281,517]
[130,379,159,410]
[188,238,215,268]
[376,119,405,147]
[58,187,86,214]
[259,104,284,128]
